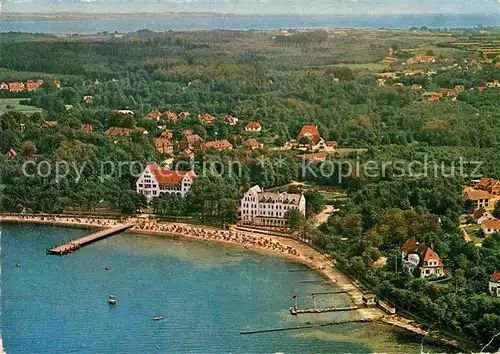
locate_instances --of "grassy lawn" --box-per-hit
[0,98,42,115]
[464,224,481,234]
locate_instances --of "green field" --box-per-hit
[0,98,43,114]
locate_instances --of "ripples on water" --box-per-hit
[1,224,450,353]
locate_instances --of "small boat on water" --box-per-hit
[153,315,164,321]
[108,295,116,305]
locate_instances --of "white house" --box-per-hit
[482,219,500,237]
[240,185,306,227]
[401,239,444,279]
[136,163,196,202]
[0,82,8,90]
[489,272,500,296]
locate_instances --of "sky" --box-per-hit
[1,0,499,15]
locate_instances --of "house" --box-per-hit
[411,84,422,90]
[245,121,262,132]
[178,112,190,119]
[377,72,397,79]
[463,189,496,209]
[159,130,173,140]
[223,114,238,125]
[154,138,173,155]
[406,54,436,65]
[8,82,25,92]
[135,127,149,136]
[243,138,263,150]
[42,121,57,127]
[83,96,93,104]
[489,272,500,296]
[377,79,386,86]
[5,148,17,160]
[240,185,306,227]
[198,113,216,124]
[146,111,163,121]
[297,152,328,162]
[475,177,500,195]
[472,208,495,225]
[164,112,179,121]
[482,219,500,237]
[53,80,61,89]
[93,79,100,85]
[325,141,337,150]
[181,149,195,160]
[136,163,197,202]
[297,125,325,150]
[204,139,233,151]
[105,127,133,137]
[0,82,9,90]
[117,109,134,115]
[179,134,203,150]
[80,124,93,133]
[25,80,44,91]
[401,239,444,279]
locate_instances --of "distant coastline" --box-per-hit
[0,13,498,33]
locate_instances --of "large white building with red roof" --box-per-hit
[401,239,444,279]
[136,163,197,201]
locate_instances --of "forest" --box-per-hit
[1,28,500,350]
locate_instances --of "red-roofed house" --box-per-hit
[243,138,263,151]
[463,189,497,209]
[179,134,203,150]
[147,111,163,121]
[204,140,233,151]
[154,137,173,155]
[489,272,500,296]
[164,112,179,121]
[136,163,197,201]
[482,219,500,237]
[401,239,444,279]
[198,113,216,124]
[8,82,25,92]
[5,148,17,160]
[179,112,190,120]
[297,125,326,150]
[223,114,238,125]
[245,121,262,132]
[159,130,173,140]
[42,121,57,127]
[105,127,133,137]
[472,208,495,225]
[26,80,44,91]
[181,149,195,161]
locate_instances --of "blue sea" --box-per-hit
[0,14,499,34]
[1,223,451,353]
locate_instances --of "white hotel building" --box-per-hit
[136,163,197,202]
[240,185,306,227]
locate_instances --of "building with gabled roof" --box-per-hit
[8,82,25,92]
[198,113,216,124]
[26,80,44,91]
[204,139,233,151]
[164,112,179,121]
[5,148,17,160]
[240,185,306,227]
[463,189,497,209]
[0,82,8,90]
[154,138,173,155]
[146,110,163,121]
[223,114,238,125]
[179,134,203,150]
[80,124,93,133]
[243,138,263,151]
[401,239,444,279]
[489,272,500,296]
[245,121,262,132]
[482,219,500,237]
[136,163,197,201]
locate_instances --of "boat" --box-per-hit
[108,295,116,305]
[153,316,164,321]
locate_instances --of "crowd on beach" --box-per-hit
[133,221,301,257]
[1,214,119,227]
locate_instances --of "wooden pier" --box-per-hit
[240,318,373,335]
[290,305,359,315]
[48,223,134,255]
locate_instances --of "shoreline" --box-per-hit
[0,214,383,322]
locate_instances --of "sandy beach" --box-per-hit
[0,214,383,322]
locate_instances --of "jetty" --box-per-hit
[290,305,359,315]
[48,223,134,255]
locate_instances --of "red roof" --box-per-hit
[184,129,193,136]
[483,219,500,230]
[224,114,237,124]
[25,80,43,91]
[298,125,322,144]
[105,127,133,136]
[243,138,260,148]
[422,247,443,267]
[491,272,500,283]
[179,112,190,119]
[8,82,25,91]
[42,121,57,127]
[198,113,216,124]
[165,112,179,121]
[402,239,419,253]
[148,163,196,184]
[472,208,486,222]
[147,111,163,120]
[185,134,203,144]
[5,148,17,159]
[159,130,173,140]
[204,139,233,150]
[245,121,261,130]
